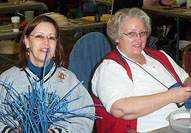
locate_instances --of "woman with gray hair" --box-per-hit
[107,7,151,44]
[92,8,191,132]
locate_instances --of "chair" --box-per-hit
[147,36,158,49]
[182,43,191,76]
[68,32,112,92]
[182,43,191,109]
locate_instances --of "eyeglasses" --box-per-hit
[30,32,57,43]
[123,31,148,39]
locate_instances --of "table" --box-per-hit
[143,6,191,19]
[0,20,106,40]
[0,31,21,40]
[59,14,110,31]
[95,0,112,6]
[143,6,191,63]
[148,126,181,133]
[128,126,182,133]
[0,14,110,40]
[59,19,106,32]
[0,1,49,40]
[0,1,48,14]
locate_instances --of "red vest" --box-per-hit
[93,48,182,133]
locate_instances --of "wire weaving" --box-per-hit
[0,48,96,132]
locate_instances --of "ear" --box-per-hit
[24,35,30,49]
[115,39,119,43]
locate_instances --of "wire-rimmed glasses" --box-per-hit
[30,32,57,43]
[123,31,148,39]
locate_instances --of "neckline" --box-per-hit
[27,59,54,79]
[24,62,57,83]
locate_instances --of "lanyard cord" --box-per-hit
[120,53,170,89]
[118,51,184,108]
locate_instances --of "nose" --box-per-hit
[43,36,50,46]
[134,34,142,42]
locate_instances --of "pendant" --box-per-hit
[59,71,65,80]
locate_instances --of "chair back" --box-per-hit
[182,44,191,76]
[68,32,112,92]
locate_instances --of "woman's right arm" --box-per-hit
[110,86,191,120]
[92,59,191,120]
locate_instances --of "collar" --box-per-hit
[116,46,147,62]
[24,62,57,83]
[27,59,54,79]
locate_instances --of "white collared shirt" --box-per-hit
[92,48,188,132]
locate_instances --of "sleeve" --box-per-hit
[92,60,134,112]
[161,51,189,82]
[50,72,95,133]
[0,125,13,133]
[0,71,14,132]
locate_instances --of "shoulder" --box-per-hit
[158,50,177,64]
[0,66,27,87]
[55,66,81,84]
[55,67,89,95]
[56,66,77,78]
[99,59,125,69]
[0,66,23,80]
[94,59,128,79]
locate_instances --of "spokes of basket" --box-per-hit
[0,49,96,132]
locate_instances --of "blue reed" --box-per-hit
[0,49,96,132]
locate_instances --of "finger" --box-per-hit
[186,87,191,92]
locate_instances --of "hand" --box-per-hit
[168,86,191,103]
[159,0,177,6]
[10,129,20,133]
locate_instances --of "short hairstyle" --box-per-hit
[107,8,151,44]
[17,15,64,69]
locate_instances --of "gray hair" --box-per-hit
[107,8,151,44]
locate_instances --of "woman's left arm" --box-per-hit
[49,82,95,133]
[67,84,95,133]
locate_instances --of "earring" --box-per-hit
[26,48,29,55]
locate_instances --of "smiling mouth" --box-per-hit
[41,48,49,52]
[133,44,142,48]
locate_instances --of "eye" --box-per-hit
[49,36,57,41]
[35,34,44,40]
[127,32,137,38]
[140,31,147,37]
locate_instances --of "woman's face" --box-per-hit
[24,22,57,67]
[117,16,148,58]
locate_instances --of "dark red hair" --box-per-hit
[17,15,64,69]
